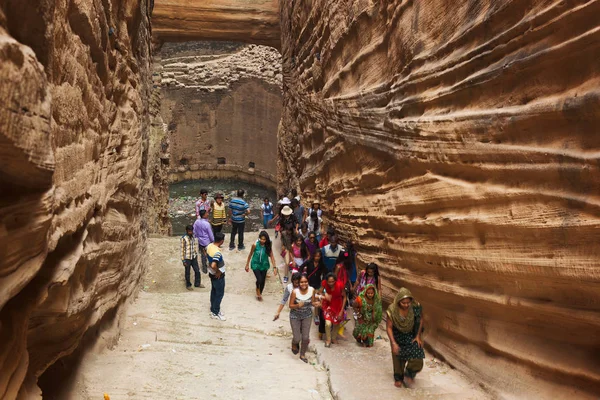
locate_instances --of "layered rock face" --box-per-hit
[147,58,172,235]
[152,0,280,49]
[278,1,600,398]
[159,42,282,188]
[0,0,158,397]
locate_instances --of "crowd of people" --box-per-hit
[180,187,425,388]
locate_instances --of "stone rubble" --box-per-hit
[160,45,282,91]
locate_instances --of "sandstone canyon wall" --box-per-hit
[152,0,280,49]
[159,42,282,188]
[2,0,598,398]
[0,0,160,397]
[277,1,600,398]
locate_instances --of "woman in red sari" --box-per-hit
[318,273,347,347]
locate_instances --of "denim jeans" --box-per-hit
[209,273,226,315]
[183,257,200,287]
[229,221,245,249]
[262,214,273,229]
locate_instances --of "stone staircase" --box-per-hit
[71,235,494,400]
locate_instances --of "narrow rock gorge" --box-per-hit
[0,0,162,398]
[277,1,600,398]
[159,41,282,188]
[1,0,599,399]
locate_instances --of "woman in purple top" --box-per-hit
[304,232,319,258]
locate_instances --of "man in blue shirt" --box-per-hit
[228,189,250,250]
[321,234,344,273]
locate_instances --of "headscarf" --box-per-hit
[386,287,417,332]
[359,284,382,324]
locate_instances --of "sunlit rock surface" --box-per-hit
[0,1,157,397]
[277,1,600,398]
[1,0,599,398]
[152,0,280,49]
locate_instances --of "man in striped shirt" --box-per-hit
[228,189,250,251]
[209,192,227,234]
[181,225,200,290]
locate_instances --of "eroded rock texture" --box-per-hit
[160,42,282,187]
[152,0,280,49]
[147,57,172,235]
[0,0,158,397]
[278,1,600,398]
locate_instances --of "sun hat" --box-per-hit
[281,197,291,205]
[281,205,293,215]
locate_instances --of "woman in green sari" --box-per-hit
[352,284,383,347]
[386,287,425,388]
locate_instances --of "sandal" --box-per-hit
[394,381,404,388]
[324,342,331,348]
[299,356,308,363]
[291,344,299,355]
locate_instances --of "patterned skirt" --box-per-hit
[323,306,345,325]
[353,320,378,346]
[393,326,425,360]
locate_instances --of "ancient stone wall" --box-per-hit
[0,0,159,397]
[159,42,282,188]
[278,1,600,398]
